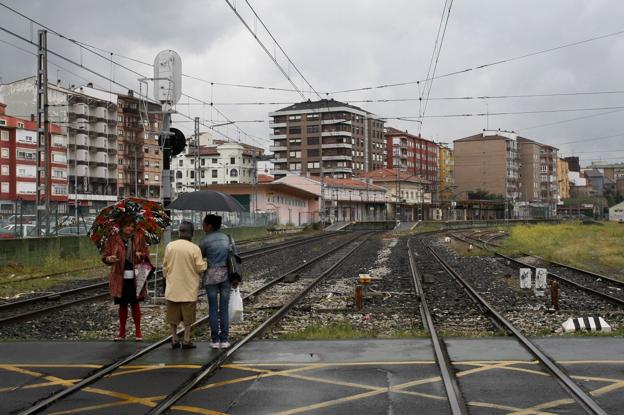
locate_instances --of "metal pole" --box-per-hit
[36,30,50,237]
[161,107,172,246]
[194,117,199,191]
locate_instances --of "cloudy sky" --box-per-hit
[1,0,623,165]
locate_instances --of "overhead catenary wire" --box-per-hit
[329,27,624,94]
[223,0,315,100]
[418,0,454,135]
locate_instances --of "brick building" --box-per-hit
[269,99,385,179]
[0,102,67,211]
[384,127,439,201]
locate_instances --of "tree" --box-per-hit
[467,188,502,200]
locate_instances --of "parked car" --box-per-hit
[1,224,38,238]
[56,226,88,236]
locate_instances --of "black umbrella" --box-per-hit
[168,190,245,212]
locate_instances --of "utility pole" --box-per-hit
[194,117,200,191]
[36,30,50,237]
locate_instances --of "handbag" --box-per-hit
[226,235,242,283]
[134,261,153,297]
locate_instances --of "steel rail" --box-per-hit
[147,232,375,415]
[450,233,624,307]
[0,280,109,312]
[407,239,468,415]
[427,246,608,415]
[520,253,624,289]
[238,231,340,259]
[497,252,624,307]
[0,265,107,287]
[17,231,369,415]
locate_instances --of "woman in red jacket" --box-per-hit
[102,217,149,341]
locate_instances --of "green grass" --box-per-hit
[279,323,427,340]
[499,222,624,279]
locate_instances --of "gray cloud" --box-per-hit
[1,0,623,164]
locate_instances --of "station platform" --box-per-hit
[0,338,622,414]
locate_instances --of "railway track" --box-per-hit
[411,237,608,415]
[0,231,346,328]
[17,231,376,415]
[450,232,624,308]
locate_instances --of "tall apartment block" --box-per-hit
[0,102,68,212]
[454,130,559,214]
[269,99,385,179]
[453,131,520,199]
[438,144,453,202]
[1,77,119,210]
[384,127,440,200]
[116,92,162,200]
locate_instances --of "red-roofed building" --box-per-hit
[0,102,68,212]
[258,174,274,183]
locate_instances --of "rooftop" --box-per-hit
[357,168,430,184]
[307,175,386,191]
[273,98,371,115]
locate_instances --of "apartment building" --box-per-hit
[438,144,453,201]
[454,130,559,216]
[453,131,519,199]
[115,91,162,200]
[0,102,67,211]
[557,158,570,200]
[1,77,118,210]
[268,99,385,179]
[385,127,439,201]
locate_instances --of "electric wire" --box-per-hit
[329,27,624,94]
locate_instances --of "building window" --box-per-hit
[289,151,301,158]
[178,159,183,167]
[289,138,302,145]
[1,182,8,193]
[306,125,319,134]
[0,119,6,126]
[212,170,218,178]
[144,147,149,154]
[154,175,159,182]
[0,165,8,175]
[155,149,159,155]
[1,130,9,141]
[288,127,301,134]
[307,137,319,145]
[53,185,66,195]
[145,160,150,167]
[201,171,205,178]
[144,174,149,180]
[154,162,160,168]
[306,114,319,120]
[201,159,205,166]
[230,157,235,165]
[230,169,238,177]
[212,158,218,164]
[288,115,301,121]
[118,158,124,165]
[176,171,182,179]
[190,171,195,179]
[16,149,35,160]
[17,122,24,129]
[1,148,8,158]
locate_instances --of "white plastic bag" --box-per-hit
[229,287,244,324]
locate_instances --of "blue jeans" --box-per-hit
[206,280,231,343]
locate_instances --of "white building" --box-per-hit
[609,201,624,222]
[0,77,118,210]
[173,137,264,194]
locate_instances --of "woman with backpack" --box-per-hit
[200,214,241,349]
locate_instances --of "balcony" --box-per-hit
[70,165,88,177]
[324,167,353,174]
[269,145,287,152]
[270,169,290,176]
[321,143,352,149]
[321,118,351,125]
[271,157,287,163]
[270,133,287,140]
[321,131,352,137]
[269,121,287,128]
[323,155,351,161]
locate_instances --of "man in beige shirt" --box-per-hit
[163,221,207,349]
